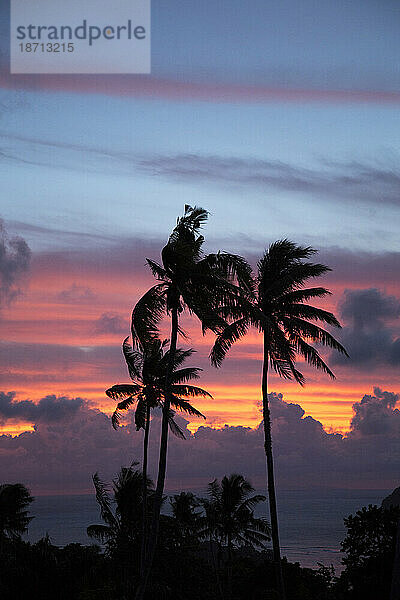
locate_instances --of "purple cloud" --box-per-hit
[94,313,127,335]
[0,391,85,425]
[0,219,30,310]
[1,389,399,494]
[332,289,400,368]
[56,283,96,304]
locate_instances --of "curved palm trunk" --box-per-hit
[134,306,179,600]
[262,333,286,600]
[139,403,151,578]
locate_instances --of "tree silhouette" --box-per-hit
[106,335,210,575]
[0,483,33,543]
[337,504,400,600]
[87,465,153,560]
[170,491,202,548]
[211,240,348,600]
[132,205,253,599]
[201,474,270,599]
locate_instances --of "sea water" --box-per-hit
[25,488,389,572]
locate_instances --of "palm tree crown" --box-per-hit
[106,336,210,437]
[87,465,154,554]
[0,483,33,541]
[202,474,270,550]
[132,204,253,346]
[170,491,202,546]
[211,239,348,377]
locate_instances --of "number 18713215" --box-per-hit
[19,42,74,52]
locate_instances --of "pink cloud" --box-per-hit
[2,72,400,104]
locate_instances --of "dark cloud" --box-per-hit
[2,134,400,207]
[138,154,400,206]
[56,284,96,304]
[332,289,400,368]
[0,219,30,310]
[94,313,128,335]
[1,388,400,494]
[0,391,84,425]
[349,387,400,436]
[340,288,400,328]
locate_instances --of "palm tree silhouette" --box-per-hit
[106,335,210,575]
[170,491,202,548]
[87,465,154,558]
[0,483,33,544]
[202,474,270,599]
[132,205,253,599]
[211,240,348,600]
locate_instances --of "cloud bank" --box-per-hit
[0,388,399,494]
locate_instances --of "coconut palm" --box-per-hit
[0,483,33,543]
[106,335,210,575]
[170,491,202,548]
[202,474,270,599]
[132,205,253,599]
[87,465,154,560]
[210,240,348,600]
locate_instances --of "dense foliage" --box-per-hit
[2,478,399,600]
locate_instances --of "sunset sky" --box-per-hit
[0,0,400,493]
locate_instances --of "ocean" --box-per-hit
[25,488,389,572]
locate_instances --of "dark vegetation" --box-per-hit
[2,207,397,599]
[0,479,399,600]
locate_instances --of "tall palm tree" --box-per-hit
[0,483,33,543]
[202,474,270,599]
[132,205,253,599]
[106,335,210,576]
[211,240,348,600]
[170,491,202,548]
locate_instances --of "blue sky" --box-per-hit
[1,0,399,252]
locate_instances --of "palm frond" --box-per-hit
[170,395,206,418]
[283,317,348,355]
[92,473,118,529]
[146,258,168,281]
[86,524,112,542]
[106,384,142,400]
[122,337,143,380]
[160,347,196,371]
[260,262,331,300]
[269,356,304,384]
[198,252,255,293]
[176,205,209,232]
[210,317,250,368]
[131,284,167,347]
[167,411,186,439]
[170,367,202,383]
[171,384,212,398]
[134,398,147,431]
[291,335,336,379]
[279,287,332,304]
[111,410,121,430]
[283,303,342,327]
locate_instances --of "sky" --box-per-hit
[0,0,400,494]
